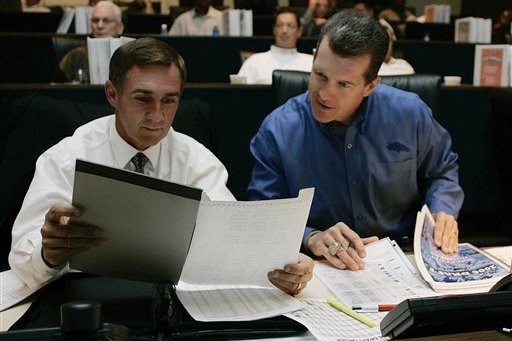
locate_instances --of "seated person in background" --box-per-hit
[351,0,403,38]
[301,0,336,37]
[377,17,414,75]
[125,0,156,14]
[492,10,512,43]
[237,7,313,84]
[353,1,413,75]
[350,0,374,17]
[168,0,223,36]
[9,37,313,296]
[57,1,124,83]
[247,10,464,271]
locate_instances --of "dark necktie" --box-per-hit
[131,152,149,173]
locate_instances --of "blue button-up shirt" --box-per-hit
[247,85,464,243]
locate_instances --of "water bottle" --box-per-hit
[212,26,220,36]
[74,61,86,84]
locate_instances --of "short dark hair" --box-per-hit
[109,37,187,91]
[273,7,301,28]
[317,10,388,83]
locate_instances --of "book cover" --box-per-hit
[473,45,511,87]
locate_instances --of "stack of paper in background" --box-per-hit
[423,4,450,23]
[223,9,252,36]
[473,45,512,87]
[56,8,75,34]
[75,6,93,34]
[87,36,135,85]
[454,17,492,43]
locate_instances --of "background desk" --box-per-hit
[0,33,477,84]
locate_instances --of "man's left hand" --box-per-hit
[432,211,458,254]
[268,253,314,296]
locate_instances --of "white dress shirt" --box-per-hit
[378,57,415,76]
[9,115,235,288]
[168,6,223,36]
[237,45,314,85]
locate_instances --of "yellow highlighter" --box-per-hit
[326,298,377,328]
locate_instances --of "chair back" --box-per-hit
[272,70,442,116]
[52,35,87,62]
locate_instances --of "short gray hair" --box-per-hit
[93,0,122,23]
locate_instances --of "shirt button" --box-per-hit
[347,143,353,149]
[357,214,363,220]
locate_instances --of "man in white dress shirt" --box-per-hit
[9,37,313,296]
[237,7,314,84]
[377,19,415,76]
[168,0,223,36]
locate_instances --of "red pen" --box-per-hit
[351,304,396,312]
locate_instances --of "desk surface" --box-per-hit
[1,246,511,339]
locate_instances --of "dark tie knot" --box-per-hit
[131,152,149,173]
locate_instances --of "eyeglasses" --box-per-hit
[91,17,117,24]
[274,23,298,30]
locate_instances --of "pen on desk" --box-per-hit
[326,298,377,328]
[352,304,396,312]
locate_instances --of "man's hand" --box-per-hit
[268,253,314,295]
[306,223,378,270]
[432,211,458,254]
[41,203,103,268]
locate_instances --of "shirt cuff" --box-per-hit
[31,242,67,287]
[302,229,320,257]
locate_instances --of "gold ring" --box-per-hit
[328,241,341,256]
[452,229,457,236]
[292,282,302,295]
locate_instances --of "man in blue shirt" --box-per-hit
[247,10,464,271]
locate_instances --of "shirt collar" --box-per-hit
[270,45,298,54]
[109,122,161,171]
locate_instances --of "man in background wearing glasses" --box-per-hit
[57,1,124,83]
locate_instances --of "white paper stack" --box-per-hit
[222,9,253,36]
[56,8,75,34]
[75,6,92,34]
[473,44,512,87]
[87,36,135,85]
[455,17,492,43]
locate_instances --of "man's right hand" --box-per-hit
[41,203,103,268]
[306,222,378,270]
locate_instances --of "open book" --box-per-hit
[414,205,510,294]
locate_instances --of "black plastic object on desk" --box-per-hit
[380,291,512,339]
